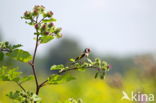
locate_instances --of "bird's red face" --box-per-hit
[85,48,91,53]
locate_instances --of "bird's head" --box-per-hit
[84,48,91,53]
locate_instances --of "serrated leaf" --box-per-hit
[39,35,54,43]
[0,66,21,82]
[6,49,32,62]
[42,18,56,23]
[48,74,75,84]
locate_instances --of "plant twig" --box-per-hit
[31,34,39,94]
[15,82,26,92]
[38,66,95,88]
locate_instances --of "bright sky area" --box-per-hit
[0,0,156,56]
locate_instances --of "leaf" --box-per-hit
[69,58,75,62]
[7,90,41,103]
[7,91,21,100]
[48,74,75,84]
[25,21,35,26]
[0,66,21,82]
[42,18,56,23]
[6,49,32,62]
[94,72,99,79]
[12,44,22,49]
[0,52,4,61]
[87,58,92,64]
[100,71,106,79]
[50,64,64,70]
[39,35,54,43]
[77,68,86,72]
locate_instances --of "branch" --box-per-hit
[38,66,96,88]
[15,82,26,92]
[28,28,40,95]
[29,27,40,103]
[31,34,39,94]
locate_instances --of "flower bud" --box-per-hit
[32,9,39,16]
[40,5,45,12]
[33,5,45,13]
[24,11,31,17]
[48,23,54,28]
[41,24,46,30]
[107,64,112,69]
[34,24,39,29]
[47,11,53,17]
[54,28,62,34]
[44,32,49,35]
[33,5,40,10]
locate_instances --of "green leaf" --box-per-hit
[6,49,32,62]
[0,52,4,61]
[100,71,106,79]
[94,72,99,79]
[87,58,92,64]
[42,18,56,23]
[50,64,64,70]
[12,44,22,49]
[7,90,41,103]
[48,74,75,84]
[39,35,54,43]
[0,66,21,82]
[69,58,75,62]
[77,68,86,72]
[25,21,35,26]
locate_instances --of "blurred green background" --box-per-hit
[0,0,156,103]
[0,33,156,103]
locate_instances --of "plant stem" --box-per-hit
[30,34,40,103]
[31,34,39,95]
[16,82,26,92]
[38,66,95,88]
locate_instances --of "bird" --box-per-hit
[75,48,91,61]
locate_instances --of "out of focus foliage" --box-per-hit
[7,90,41,103]
[0,25,155,103]
[0,5,111,103]
[0,56,155,103]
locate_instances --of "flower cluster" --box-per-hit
[22,5,62,44]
